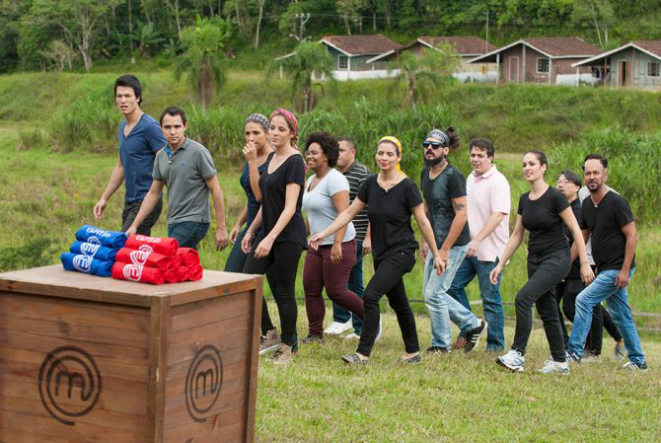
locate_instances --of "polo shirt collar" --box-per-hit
[165,137,189,158]
[473,164,498,181]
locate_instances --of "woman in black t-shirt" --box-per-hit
[310,136,443,364]
[490,150,594,374]
[242,108,307,365]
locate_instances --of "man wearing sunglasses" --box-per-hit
[419,128,487,355]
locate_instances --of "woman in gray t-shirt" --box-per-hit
[301,132,364,344]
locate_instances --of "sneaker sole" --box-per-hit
[496,358,524,372]
[259,343,280,355]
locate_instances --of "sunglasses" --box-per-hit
[422,141,443,149]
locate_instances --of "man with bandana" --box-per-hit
[419,128,487,354]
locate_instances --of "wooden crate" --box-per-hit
[0,265,262,443]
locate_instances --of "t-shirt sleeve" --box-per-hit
[357,176,372,204]
[614,197,635,228]
[152,152,163,181]
[517,194,527,216]
[146,121,167,153]
[405,179,423,209]
[492,175,511,214]
[552,188,570,214]
[198,148,217,180]
[448,169,467,199]
[326,171,350,196]
[285,155,305,187]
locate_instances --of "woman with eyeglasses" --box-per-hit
[490,150,594,374]
[309,136,443,364]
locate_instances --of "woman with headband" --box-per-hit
[490,150,594,374]
[224,113,279,354]
[242,108,307,364]
[309,136,444,364]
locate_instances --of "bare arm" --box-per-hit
[330,190,350,263]
[412,203,444,275]
[559,206,594,284]
[94,157,125,219]
[241,207,263,254]
[617,222,637,288]
[230,204,248,243]
[127,180,164,234]
[206,175,229,250]
[440,196,468,255]
[467,212,507,258]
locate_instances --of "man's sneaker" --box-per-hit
[496,349,525,372]
[259,329,280,355]
[426,346,451,355]
[343,332,360,340]
[301,334,323,345]
[464,319,488,353]
[537,360,570,375]
[614,342,626,361]
[324,320,352,335]
[582,353,603,364]
[566,352,582,364]
[621,361,648,372]
[452,336,468,350]
[271,343,294,364]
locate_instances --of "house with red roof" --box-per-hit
[468,37,601,85]
[319,34,402,80]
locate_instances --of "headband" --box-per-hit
[378,136,406,176]
[270,108,299,145]
[245,113,269,131]
[426,129,450,147]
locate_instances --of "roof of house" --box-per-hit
[366,35,495,64]
[320,35,402,56]
[468,37,601,63]
[572,40,661,67]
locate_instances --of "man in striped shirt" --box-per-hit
[324,137,372,339]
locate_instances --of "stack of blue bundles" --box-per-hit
[60,225,128,277]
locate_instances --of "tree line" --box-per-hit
[2,0,661,73]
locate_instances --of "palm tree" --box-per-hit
[389,44,461,110]
[175,16,231,110]
[267,41,335,113]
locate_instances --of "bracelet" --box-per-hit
[245,231,254,237]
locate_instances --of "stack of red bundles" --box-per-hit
[111,234,204,285]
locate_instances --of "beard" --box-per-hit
[425,155,445,167]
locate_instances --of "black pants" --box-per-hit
[121,198,163,235]
[243,240,303,347]
[511,248,570,362]
[357,251,418,357]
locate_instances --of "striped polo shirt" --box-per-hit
[341,160,371,241]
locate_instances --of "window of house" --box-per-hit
[647,61,660,77]
[338,55,348,70]
[537,58,550,74]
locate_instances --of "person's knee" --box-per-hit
[514,291,533,310]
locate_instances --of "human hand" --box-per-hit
[433,251,446,276]
[331,243,343,264]
[466,238,481,258]
[489,266,502,285]
[216,227,229,251]
[229,225,241,243]
[254,236,274,259]
[94,198,107,220]
[580,263,595,285]
[615,269,630,289]
[362,236,372,255]
[125,226,137,237]
[243,142,258,163]
[241,231,254,254]
[308,234,324,251]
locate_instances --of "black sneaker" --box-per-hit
[301,334,323,345]
[464,319,488,353]
[426,346,451,355]
[621,361,648,371]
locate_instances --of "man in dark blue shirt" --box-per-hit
[94,75,166,235]
[567,154,647,371]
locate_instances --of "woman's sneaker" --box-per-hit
[259,329,281,355]
[537,360,570,375]
[496,349,525,372]
[271,343,295,365]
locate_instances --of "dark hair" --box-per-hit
[559,170,582,187]
[305,131,340,167]
[583,153,608,169]
[337,137,355,150]
[525,149,548,168]
[445,127,459,150]
[159,106,187,125]
[114,75,142,105]
[469,138,495,158]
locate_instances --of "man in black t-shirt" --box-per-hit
[567,154,647,371]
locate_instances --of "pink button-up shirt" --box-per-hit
[467,165,510,262]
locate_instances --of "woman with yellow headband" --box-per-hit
[309,136,444,364]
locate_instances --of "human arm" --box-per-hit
[467,212,507,258]
[243,144,264,201]
[230,205,248,243]
[330,190,350,264]
[616,222,637,288]
[252,182,301,259]
[94,157,125,219]
[241,208,263,254]
[362,223,372,255]
[412,203,444,275]
[489,215,525,284]
[126,180,164,235]
[206,175,229,250]
[308,197,365,250]
[438,195,468,263]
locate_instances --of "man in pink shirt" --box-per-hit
[447,139,510,351]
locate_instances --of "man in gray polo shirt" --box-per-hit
[127,107,229,250]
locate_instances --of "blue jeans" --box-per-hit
[423,244,480,349]
[447,257,505,351]
[224,228,249,272]
[331,240,364,334]
[168,221,210,249]
[568,269,645,364]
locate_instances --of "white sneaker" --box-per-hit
[324,320,352,335]
[344,332,360,340]
[496,349,525,372]
[537,360,570,375]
